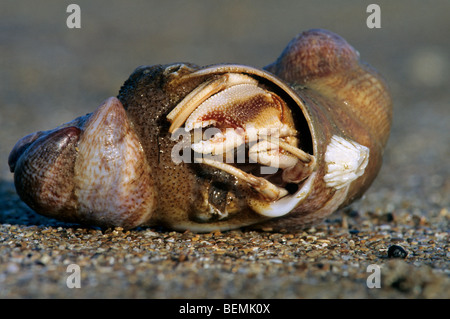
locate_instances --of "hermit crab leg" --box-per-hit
[196,157,289,201]
[249,136,315,166]
[167,73,258,133]
[269,137,315,164]
[195,136,315,201]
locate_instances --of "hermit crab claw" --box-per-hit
[167,68,317,217]
[9,97,156,229]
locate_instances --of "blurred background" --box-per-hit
[1,0,449,214]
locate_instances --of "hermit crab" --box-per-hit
[9,29,392,232]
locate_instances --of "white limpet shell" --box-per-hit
[323,135,370,189]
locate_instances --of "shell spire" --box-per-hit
[265,29,392,149]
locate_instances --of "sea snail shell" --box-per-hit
[9,29,392,232]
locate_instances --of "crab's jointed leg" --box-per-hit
[196,157,289,201]
[249,136,316,183]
